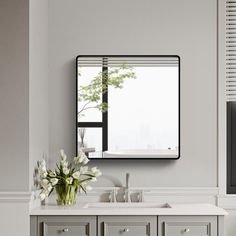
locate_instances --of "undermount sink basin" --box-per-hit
[83,202,171,209]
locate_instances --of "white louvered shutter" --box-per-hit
[226,0,236,101]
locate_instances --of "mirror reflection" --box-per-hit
[77,56,180,159]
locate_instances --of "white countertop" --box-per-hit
[30,203,227,216]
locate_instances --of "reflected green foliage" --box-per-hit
[78,64,136,117]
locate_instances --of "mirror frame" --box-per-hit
[76,55,180,160]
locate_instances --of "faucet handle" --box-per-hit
[138,190,144,202]
[113,188,117,202]
[108,192,112,202]
[109,188,117,202]
[124,188,131,202]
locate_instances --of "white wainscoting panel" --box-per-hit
[217,195,236,236]
[224,210,236,236]
[0,192,31,236]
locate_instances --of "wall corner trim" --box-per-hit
[0,192,32,203]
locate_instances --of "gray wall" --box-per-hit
[0,0,49,191]
[0,0,29,191]
[48,0,217,187]
[29,0,49,191]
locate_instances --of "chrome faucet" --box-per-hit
[108,173,144,203]
[125,173,131,202]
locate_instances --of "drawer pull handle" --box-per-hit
[123,228,130,233]
[184,228,190,233]
[62,228,69,232]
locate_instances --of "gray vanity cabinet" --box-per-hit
[158,216,217,236]
[35,216,96,236]
[98,216,157,236]
[31,215,221,236]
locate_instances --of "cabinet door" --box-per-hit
[98,216,157,236]
[158,216,217,236]
[38,216,96,236]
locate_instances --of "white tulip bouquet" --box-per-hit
[37,149,101,205]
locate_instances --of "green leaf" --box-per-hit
[80,184,87,195]
[48,188,54,197]
[78,63,136,117]
[83,173,95,178]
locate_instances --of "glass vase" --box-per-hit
[55,185,77,206]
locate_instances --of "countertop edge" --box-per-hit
[29,203,228,216]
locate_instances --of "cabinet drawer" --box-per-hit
[98,216,157,236]
[38,216,96,236]
[158,216,217,236]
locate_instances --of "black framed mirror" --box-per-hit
[76,55,180,159]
